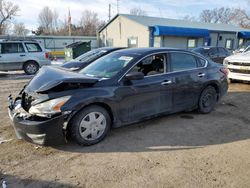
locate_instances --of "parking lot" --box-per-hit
[0,72,250,188]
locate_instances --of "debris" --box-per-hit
[34,146,43,150]
[0,139,12,144]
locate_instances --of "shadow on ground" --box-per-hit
[0,173,75,188]
[54,91,250,153]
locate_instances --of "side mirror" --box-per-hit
[125,72,144,80]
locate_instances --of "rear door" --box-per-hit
[208,48,220,63]
[0,42,26,70]
[167,52,207,112]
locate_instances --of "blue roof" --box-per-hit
[153,25,210,37]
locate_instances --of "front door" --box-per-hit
[116,53,173,123]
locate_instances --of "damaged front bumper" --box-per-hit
[8,96,68,146]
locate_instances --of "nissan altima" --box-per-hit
[8,48,228,146]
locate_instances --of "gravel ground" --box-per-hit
[0,72,250,188]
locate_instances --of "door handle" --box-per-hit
[20,54,26,57]
[198,73,205,77]
[161,80,172,85]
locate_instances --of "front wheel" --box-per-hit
[70,105,111,146]
[198,86,217,114]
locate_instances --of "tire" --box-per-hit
[70,105,111,146]
[198,86,217,114]
[23,61,39,75]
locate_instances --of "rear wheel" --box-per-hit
[70,105,111,146]
[23,61,39,75]
[198,86,217,114]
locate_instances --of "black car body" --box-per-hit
[8,48,228,146]
[192,46,231,64]
[61,47,124,71]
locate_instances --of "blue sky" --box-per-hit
[11,0,250,31]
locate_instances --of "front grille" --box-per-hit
[228,62,250,66]
[229,68,250,74]
[22,92,35,111]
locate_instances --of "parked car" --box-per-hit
[224,51,250,82]
[8,48,228,146]
[0,40,51,74]
[61,47,124,71]
[192,46,231,64]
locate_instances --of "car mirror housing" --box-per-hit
[125,72,144,80]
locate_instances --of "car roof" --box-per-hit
[111,47,194,56]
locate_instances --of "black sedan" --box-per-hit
[61,47,124,71]
[192,46,231,64]
[8,48,228,146]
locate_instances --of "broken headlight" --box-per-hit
[29,96,71,117]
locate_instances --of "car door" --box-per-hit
[208,48,220,63]
[167,52,207,112]
[116,53,173,123]
[218,47,229,64]
[1,42,26,70]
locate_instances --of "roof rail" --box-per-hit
[0,35,37,42]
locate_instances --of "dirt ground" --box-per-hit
[0,72,250,188]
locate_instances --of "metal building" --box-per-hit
[99,14,250,50]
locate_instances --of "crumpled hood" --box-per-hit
[226,52,250,62]
[25,66,98,93]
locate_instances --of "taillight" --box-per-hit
[220,67,229,76]
[45,52,49,59]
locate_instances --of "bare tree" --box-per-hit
[38,6,58,35]
[199,7,250,28]
[0,0,19,35]
[130,8,147,16]
[13,22,29,36]
[79,10,102,36]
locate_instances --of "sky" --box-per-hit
[10,0,250,31]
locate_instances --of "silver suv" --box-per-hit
[0,40,51,74]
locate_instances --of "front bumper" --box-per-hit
[8,98,67,146]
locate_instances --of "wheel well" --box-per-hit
[204,83,220,100]
[23,60,39,69]
[66,102,114,132]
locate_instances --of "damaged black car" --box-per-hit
[8,48,228,146]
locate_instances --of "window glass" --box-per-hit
[80,52,136,78]
[197,58,206,67]
[225,39,233,49]
[129,54,165,76]
[218,47,228,55]
[25,43,42,52]
[2,43,25,53]
[170,53,197,71]
[208,48,218,56]
[75,49,108,62]
[128,37,138,48]
[188,39,197,48]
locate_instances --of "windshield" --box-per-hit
[75,49,108,62]
[80,53,136,78]
[244,45,250,52]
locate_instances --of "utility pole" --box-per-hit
[117,0,120,14]
[108,4,111,20]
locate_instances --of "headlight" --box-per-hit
[29,96,70,117]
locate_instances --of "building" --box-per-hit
[0,35,97,58]
[98,14,250,50]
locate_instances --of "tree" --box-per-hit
[130,8,147,16]
[13,22,29,36]
[0,0,19,34]
[79,10,102,36]
[38,6,58,35]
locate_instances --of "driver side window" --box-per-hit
[129,54,166,76]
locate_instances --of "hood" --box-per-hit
[25,66,98,93]
[226,51,250,62]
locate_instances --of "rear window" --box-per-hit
[2,43,25,53]
[170,52,197,71]
[25,43,42,52]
